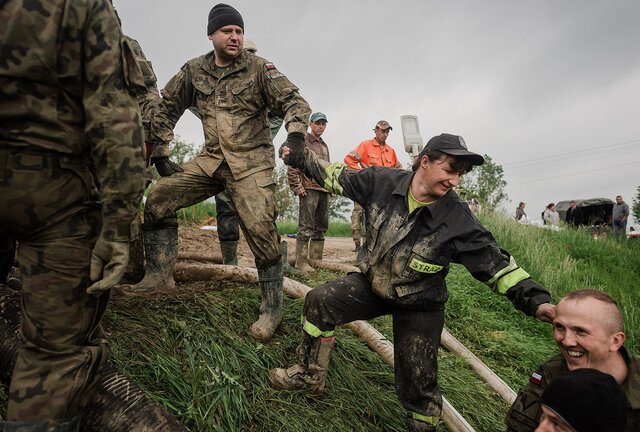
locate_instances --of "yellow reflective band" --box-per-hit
[409,258,443,274]
[496,267,531,294]
[411,412,439,426]
[302,318,334,338]
[323,162,346,195]
[486,255,518,287]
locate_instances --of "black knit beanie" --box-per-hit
[207,4,244,35]
[541,368,627,432]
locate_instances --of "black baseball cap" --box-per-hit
[541,368,627,432]
[417,133,484,166]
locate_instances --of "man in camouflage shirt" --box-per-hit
[506,289,639,432]
[273,133,555,431]
[0,0,145,429]
[129,4,311,342]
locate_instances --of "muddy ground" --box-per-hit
[178,222,358,267]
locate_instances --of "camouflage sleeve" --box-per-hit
[257,60,310,135]
[268,111,284,139]
[149,64,196,157]
[84,1,145,242]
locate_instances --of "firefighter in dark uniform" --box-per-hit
[272,133,556,431]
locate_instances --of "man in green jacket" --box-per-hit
[128,4,311,342]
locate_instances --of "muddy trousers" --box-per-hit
[350,202,364,241]
[144,159,280,266]
[302,272,444,423]
[0,149,109,421]
[296,190,329,242]
[214,191,240,242]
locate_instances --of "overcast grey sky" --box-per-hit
[114,0,640,224]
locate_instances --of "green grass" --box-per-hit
[277,220,352,237]
[2,211,638,431]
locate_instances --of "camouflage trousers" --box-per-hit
[0,149,109,421]
[303,272,445,420]
[350,202,364,240]
[297,190,329,242]
[214,191,240,242]
[144,157,280,266]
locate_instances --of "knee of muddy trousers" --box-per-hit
[294,240,313,273]
[308,239,324,262]
[219,240,238,266]
[248,260,284,342]
[122,226,178,293]
[278,241,299,275]
[0,417,80,432]
[269,334,335,394]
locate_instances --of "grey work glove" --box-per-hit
[86,237,130,296]
[281,132,306,169]
[151,156,184,177]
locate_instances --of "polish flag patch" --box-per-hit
[529,372,543,386]
[264,62,276,70]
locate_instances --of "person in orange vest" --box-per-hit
[344,120,402,251]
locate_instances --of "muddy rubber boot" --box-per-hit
[279,241,299,275]
[308,239,324,266]
[220,240,238,265]
[294,240,313,273]
[269,332,335,394]
[352,238,361,252]
[124,227,177,293]
[121,232,145,284]
[248,260,283,341]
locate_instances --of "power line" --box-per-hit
[503,139,640,168]
[510,159,640,186]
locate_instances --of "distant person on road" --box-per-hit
[344,120,402,251]
[277,133,555,432]
[543,203,560,227]
[612,195,630,240]
[515,202,527,222]
[565,200,584,227]
[534,368,627,432]
[506,289,639,432]
[287,112,331,273]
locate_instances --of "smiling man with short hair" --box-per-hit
[506,289,640,432]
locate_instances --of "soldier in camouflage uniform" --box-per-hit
[0,0,145,430]
[273,134,556,431]
[506,289,639,432]
[129,4,311,342]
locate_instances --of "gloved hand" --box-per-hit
[281,132,306,169]
[151,156,184,177]
[86,236,130,296]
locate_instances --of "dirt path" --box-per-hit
[178,225,357,267]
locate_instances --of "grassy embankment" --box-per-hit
[1,210,638,431]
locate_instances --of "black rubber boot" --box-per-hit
[279,241,299,275]
[123,227,177,293]
[220,240,238,265]
[269,332,335,394]
[407,417,438,432]
[294,240,313,273]
[248,259,283,341]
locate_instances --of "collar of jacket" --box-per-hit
[390,170,457,217]
[201,50,250,79]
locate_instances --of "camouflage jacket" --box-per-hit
[0,0,145,241]
[506,347,640,432]
[150,50,310,180]
[122,35,160,142]
[296,150,551,313]
[287,132,330,195]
